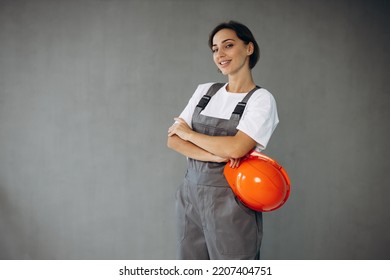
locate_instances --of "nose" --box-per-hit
[215,48,225,58]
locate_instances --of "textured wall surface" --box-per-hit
[0,0,389,259]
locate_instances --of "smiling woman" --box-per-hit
[209,21,260,72]
[167,21,279,260]
[211,30,253,78]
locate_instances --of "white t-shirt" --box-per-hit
[179,83,279,151]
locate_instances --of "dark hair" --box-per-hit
[208,20,260,69]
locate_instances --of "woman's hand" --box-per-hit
[212,156,243,168]
[206,154,243,168]
[168,118,246,167]
[229,158,242,168]
[168,117,194,141]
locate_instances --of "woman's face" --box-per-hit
[211,28,253,76]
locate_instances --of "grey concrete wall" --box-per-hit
[0,0,389,259]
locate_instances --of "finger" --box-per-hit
[168,130,177,137]
[168,127,176,136]
[232,159,241,168]
[168,124,176,131]
[174,118,189,126]
[173,117,183,123]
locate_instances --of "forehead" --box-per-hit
[212,28,239,45]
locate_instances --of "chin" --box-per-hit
[219,69,230,75]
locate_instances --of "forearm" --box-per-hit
[167,135,226,162]
[187,131,255,159]
[168,117,255,160]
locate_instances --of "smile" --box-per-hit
[219,60,231,66]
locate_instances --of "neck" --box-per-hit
[226,70,256,93]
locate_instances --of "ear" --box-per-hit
[247,42,254,55]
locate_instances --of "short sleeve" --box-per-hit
[178,83,214,128]
[236,88,279,150]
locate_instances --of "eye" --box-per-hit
[212,48,218,53]
[226,43,234,49]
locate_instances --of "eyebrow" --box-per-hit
[212,38,236,47]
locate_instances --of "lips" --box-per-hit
[219,60,231,66]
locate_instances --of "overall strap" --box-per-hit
[196,83,225,111]
[231,86,261,118]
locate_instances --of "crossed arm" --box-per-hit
[167,117,256,167]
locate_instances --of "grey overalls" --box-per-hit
[176,83,263,260]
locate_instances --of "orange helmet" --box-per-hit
[224,151,291,212]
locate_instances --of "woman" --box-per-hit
[167,21,279,260]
